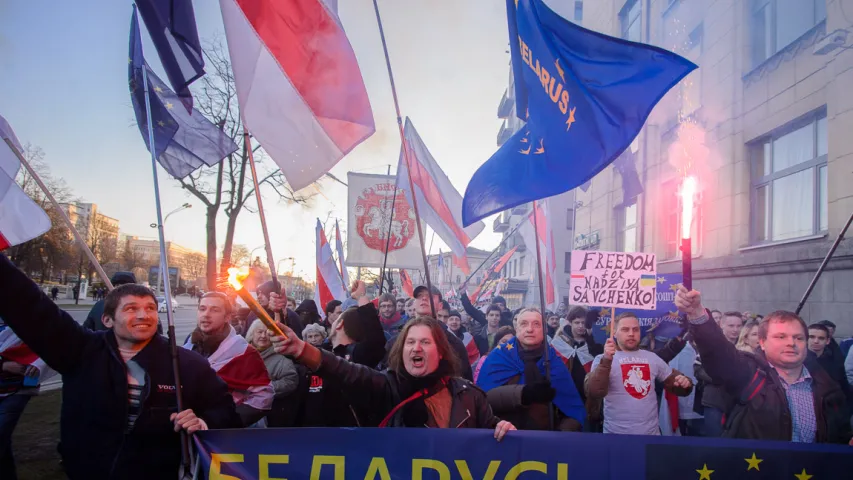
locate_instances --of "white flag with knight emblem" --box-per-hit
[347,172,423,269]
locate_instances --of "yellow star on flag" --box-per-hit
[744,453,762,471]
[696,464,714,480]
[495,343,502,350]
[657,276,666,284]
[669,283,680,292]
[157,121,166,127]
[565,107,576,131]
[154,86,163,93]
[506,343,514,350]
[164,102,174,110]
[794,469,812,480]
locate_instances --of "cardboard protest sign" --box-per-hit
[570,251,657,310]
[589,273,683,343]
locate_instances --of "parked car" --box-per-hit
[157,296,179,313]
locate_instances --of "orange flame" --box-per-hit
[680,176,698,239]
[227,266,251,291]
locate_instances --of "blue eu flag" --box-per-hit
[462,0,696,226]
[129,7,237,179]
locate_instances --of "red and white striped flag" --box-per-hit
[396,118,484,260]
[519,201,558,309]
[315,219,346,314]
[219,0,375,191]
[0,115,50,250]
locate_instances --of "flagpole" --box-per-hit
[243,130,282,324]
[4,139,114,290]
[461,219,527,288]
[378,164,398,295]
[141,65,191,472]
[531,200,554,431]
[372,0,436,316]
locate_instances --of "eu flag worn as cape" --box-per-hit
[129,7,238,179]
[462,0,696,226]
[477,336,586,426]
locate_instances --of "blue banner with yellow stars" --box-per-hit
[591,273,683,344]
[461,0,696,226]
[128,6,237,179]
[194,427,852,479]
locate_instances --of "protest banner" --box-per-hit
[570,250,657,310]
[589,273,683,344]
[195,428,852,480]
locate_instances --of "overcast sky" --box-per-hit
[0,0,521,277]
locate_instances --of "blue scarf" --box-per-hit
[477,337,585,426]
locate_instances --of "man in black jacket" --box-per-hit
[82,271,137,332]
[676,286,852,444]
[0,254,240,479]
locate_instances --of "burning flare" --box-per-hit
[680,176,698,239]
[227,267,250,291]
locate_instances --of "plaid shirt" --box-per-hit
[775,365,816,443]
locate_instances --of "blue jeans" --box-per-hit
[703,406,724,437]
[0,394,32,480]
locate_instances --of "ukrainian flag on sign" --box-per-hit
[462,0,696,226]
[640,274,657,287]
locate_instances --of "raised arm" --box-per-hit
[460,292,487,326]
[675,286,753,396]
[0,254,89,375]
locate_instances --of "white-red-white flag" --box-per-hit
[396,118,484,260]
[315,219,346,314]
[519,201,558,310]
[219,0,375,191]
[0,115,50,250]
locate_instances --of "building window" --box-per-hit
[620,0,641,42]
[616,202,638,252]
[574,1,583,23]
[564,251,572,273]
[566,208,575,230]
[681,25,703,116]
[519,256,526,275]
[750,0,826,66]
[751,112,827,243]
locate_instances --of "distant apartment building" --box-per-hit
[123,236,205,288]
[60,202,120,281]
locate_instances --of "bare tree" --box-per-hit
[183,252,206,283]
[177,38,316,290]
[228,244,251,268]
[8,144,77,282]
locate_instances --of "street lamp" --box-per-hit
[150,203,192,293]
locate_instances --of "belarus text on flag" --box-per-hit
[219,0,375,191]
[0,115,50,250]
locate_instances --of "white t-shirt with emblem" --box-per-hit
[591,349,672,435]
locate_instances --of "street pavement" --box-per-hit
[42,295,200,391]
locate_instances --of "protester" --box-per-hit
[184,292,274,427]
[396,297,407,317]
[478,308,586,431]
[378,293,405,334]
[545,311,560,339]
[0,320,58,479]
[816,320,844,365]
[710,310,722,325]
[50,285,59,301]
[807,323,852,404]
[675,286,852,444]
[551,306,603,407]
[0,255,240,478]
[586,312,692,436]
[325,299,343,329]
[491,295,514,326]
[253,281,304,339]
[286,297,297,311]
[82,271,138,332]
[302,323,327,347]
[445,309,486,365]
[272,315,516,437]
[405,298,416,320]
[245,319,299,427]
[736,319,760,353]
[295,299,322,330]
[472,326,515,383]
[695,311,743,437]
[461,291,513,338]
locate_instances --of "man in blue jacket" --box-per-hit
[0,254,240,479]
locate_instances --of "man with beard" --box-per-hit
[478,309,586,431]
[586,313,692,435]
[378,293,405,335]
[444,309,486,365]
[184,292,273,426]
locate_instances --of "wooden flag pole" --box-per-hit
[530,200,554,431]
[5,139,114,291]
[243,130,282,325]
[372,0,436,316]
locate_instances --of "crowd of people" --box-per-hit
[0,254,852,479]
